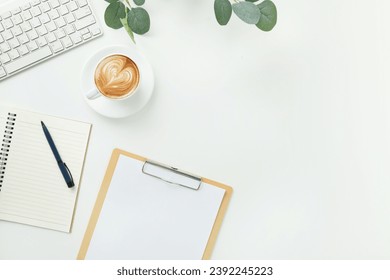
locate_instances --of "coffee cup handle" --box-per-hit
[86,88,101,100]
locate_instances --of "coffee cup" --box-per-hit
[86,54,140,100]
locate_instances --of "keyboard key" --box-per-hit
[11,8,22,15]
[49,0,61,8]
[3,46,52,74]
[21,3,31,11]
[0,23,4,32]
[27,41,39,51]
[1,12,12,19]
[0,67,6,78]
[77,0,88,7]
[32,0,42,6]
[11,26,23,37]
[65,24,75,34]
[48,9,60,20]
[55,29,66,39]
[36,25,48,36]
[49,40,63,53]
[18,45,29,56]
[64,13,75,23]
[80,28,89,35]
[31,17,42,28]
[0,42,11,53]
[70,33,82,44]
[90,25,101,36]
[3,30,13,40]
[9,49,20,60]
[74,15,95,30]
[27,29,39,40]
[0,34,4,44]
[3,19,14,29]
[41,2,51,12]
[12,14,23,25]
[20,21,32,32]
[74,6,91,20]
[55,17,66,28]
[49,0,60,8]
[68,1,78,12]
[21,11,33,21]
[39,13,50,24]
[60,0,70,4]
[36,36,47,47]
[46,33,56,43]
[31,7,42,17]
[61,36,73,48]
[46,21,57,32]
[18,34,30,44]
[0,53,11,64]
[59,5,69,16]
[8,38,20,49]
[82,33,91,40]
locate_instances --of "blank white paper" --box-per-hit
[86,155,226,259]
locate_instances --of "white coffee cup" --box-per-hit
[86,54,141,101]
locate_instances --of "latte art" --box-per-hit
[94,55,140,99]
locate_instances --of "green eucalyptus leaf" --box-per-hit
[133,0,145,6]
[232,2,261,24]
[245,0,258,2]
[214,0,232,26]
[104,2,126,29]
[256,0,277,31]
[105,0,117,3]
[127,7,150,35]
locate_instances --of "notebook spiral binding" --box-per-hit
[0,113,16,192]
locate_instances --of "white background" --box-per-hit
[1,0,390,259]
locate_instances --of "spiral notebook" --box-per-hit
[0,106,91,232]
[78,149,232,260]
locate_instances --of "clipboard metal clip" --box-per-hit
[142,161,202,191]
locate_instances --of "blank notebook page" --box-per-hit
[85,155,226,259]
[0,107,91,232]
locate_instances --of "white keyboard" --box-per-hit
[0,0,102,81]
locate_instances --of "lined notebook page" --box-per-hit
[85,155,225,259]
[0,108,91,232]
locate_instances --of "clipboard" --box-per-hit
[77,149,232,260]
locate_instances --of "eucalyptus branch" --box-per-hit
[104,0,277,44]
[215,0,277,31]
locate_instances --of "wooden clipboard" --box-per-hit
[77,149,232,260]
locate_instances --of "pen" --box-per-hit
[41,121,75,188]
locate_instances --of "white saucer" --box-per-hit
[81,45,154,118]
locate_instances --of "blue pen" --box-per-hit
[41,121,74,188]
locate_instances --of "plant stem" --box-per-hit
[120,6,136,43]
[121,0,132,9]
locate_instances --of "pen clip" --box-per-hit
[63,162,75,188]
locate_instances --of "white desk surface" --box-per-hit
[1,0,390,259]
